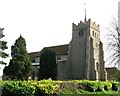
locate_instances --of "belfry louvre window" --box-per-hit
[79,30,83,36]
[93,31,94,36]
[81,30,83,36]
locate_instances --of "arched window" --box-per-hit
[96,62,99,71]
[78,30,83,36]
[93,31,94,36]
[81,30,83,36]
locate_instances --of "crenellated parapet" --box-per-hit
[72,19,100,31]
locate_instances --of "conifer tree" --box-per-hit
[39,48,57,80]
[0,28,8,65]
[3,35,33,80]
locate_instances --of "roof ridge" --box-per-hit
[44,44,69,48]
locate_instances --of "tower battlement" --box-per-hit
[69,18,106,80]
[72,19,100,31]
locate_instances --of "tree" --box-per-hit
[0,28,8,65]
[106,18,120,67]
[3,35,33,80]
[39,48,57,80]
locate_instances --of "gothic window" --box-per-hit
[96,62,99,71]
[81,30,83,36]
[93,31,94,36]
[79,30,83,36]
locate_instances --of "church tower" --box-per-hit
[67,19,107,80]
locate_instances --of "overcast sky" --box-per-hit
[0,0,120,74]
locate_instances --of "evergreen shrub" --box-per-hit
[0,80,119,95]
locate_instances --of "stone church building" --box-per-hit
[29,19,107,80]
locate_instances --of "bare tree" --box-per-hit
[106,17,120,67]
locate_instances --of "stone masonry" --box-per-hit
[66,19,107,80]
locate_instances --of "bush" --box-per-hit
[2,81,36,96]
[112,82,118,91]
[0,80,119,95]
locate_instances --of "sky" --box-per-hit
[0,0,120,75]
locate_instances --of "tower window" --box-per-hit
[93,31,94,36]
[79,30,83,36]
[96,62,99,71]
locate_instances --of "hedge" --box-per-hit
[0,80,119,95]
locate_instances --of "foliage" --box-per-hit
[3,35,33,80]
[0,80,119,95]
[2,80,36,96]
[39,48,57,80]
[0,28,8,65]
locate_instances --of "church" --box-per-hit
[66,19,107,80]
[29,18,108,81]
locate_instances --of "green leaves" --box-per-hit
[0,52,8,58]
[2,81,36,96]
[0,28,4,39]
[0,80,119,95]
[39,48,57,80]
[0,41,8,50]
[0,61,7,65]
[3,35,33,80]
[0,28,8,65]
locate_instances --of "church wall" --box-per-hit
[88,23,102,80]
[69,21,89,79]
[57,60,67,80]
[71,38,86,79]
[35,55,68,64]
[66,41,73,79]
[99,42,107,80]
[35,57,40,63]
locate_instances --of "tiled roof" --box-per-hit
[28,44,69,62]
[36,44,69,57]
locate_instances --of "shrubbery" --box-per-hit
[1,81,36,96]
[0,80,119,95]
